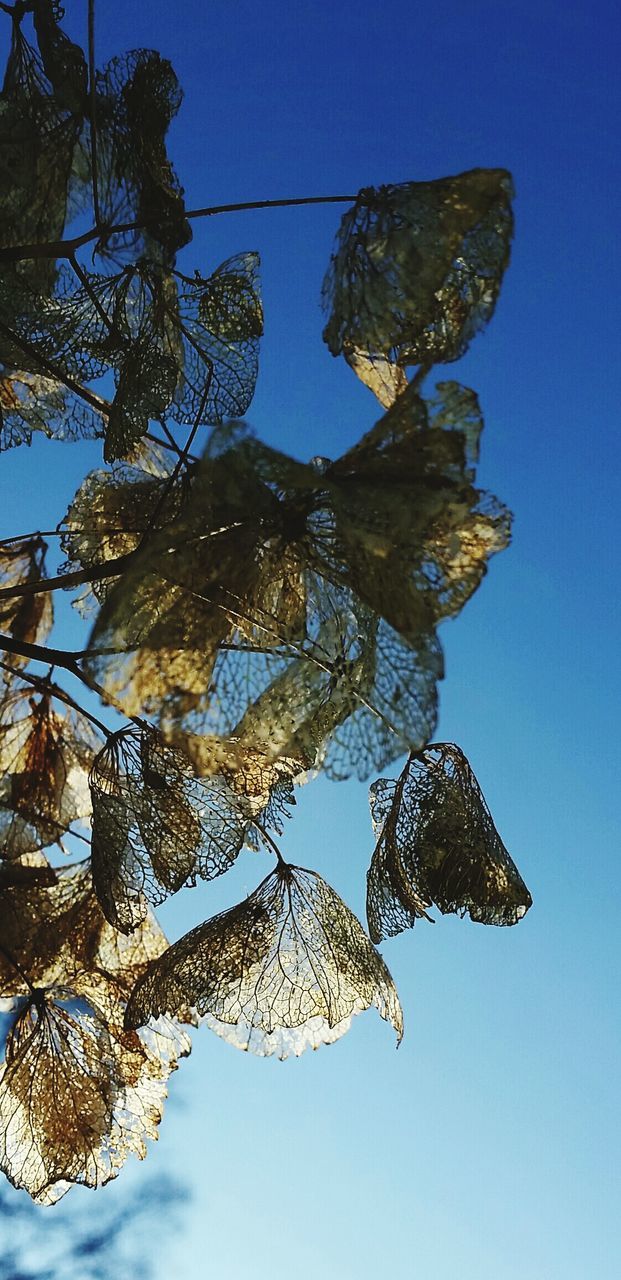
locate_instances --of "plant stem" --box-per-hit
[0,660,110,736]
[0,551,135,601]
[0,194,356,262]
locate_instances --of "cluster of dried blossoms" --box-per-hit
[0,0,531,1204]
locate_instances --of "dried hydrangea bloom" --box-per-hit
[126,862,403,1058]
[0,857,191,1202]
[89,726,262,933]
[325,380,511,637]
[84,255,262,431]
[167,254,263,427]
[0,537,53,655]
[0,686,101,858]
[86,391,504,736]
[322,169,513,380]
[0,980,190,1204]
[223,581,442,781]
[366,744,532,942]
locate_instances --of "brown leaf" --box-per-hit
[367,744,532,942]
[90,726,258,932]
[0,686,102,858]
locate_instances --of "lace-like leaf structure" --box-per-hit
[0,860,175,998]
[89,726,294,933]
[100,257,262,430]
[0,251,261,454]
[0,8,85,296]
[126,862,403,1058]
[0,536,53,656]
[93,49,191,264]
[0,685,101,859]
[322,380,511,635]
[83,392,508,775]
[105,337,179,462]
[59,455,178,614]
[0,982,189,1204]
[0,364,105,450]
[0,863,191,1202]
[366,744,532,942]
[211,576,443,781]
[322,168,514,386]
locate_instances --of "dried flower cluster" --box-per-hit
[0,0,530,1203]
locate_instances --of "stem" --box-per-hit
[0,631,130,720]
[69,254,115,334]
[0,550,135,602]
[0,530,64,546]
[252,819,287,868]
[146,429,195,460]
[138,387,207,547]
[0,945,35,996]
[0,660,110,736]
[0,194,356,262]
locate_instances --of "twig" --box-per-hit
[0,319,110,417]
[0,659,110,736]
[0,194,356,262]
[0,550,135,601]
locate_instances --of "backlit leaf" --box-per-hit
[126,862,403,1058]
[366,744,532,942]
[0,685,102,858]
[89,726,257,932]
[323,169,513,379]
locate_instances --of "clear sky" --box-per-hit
[1,1,620,1277]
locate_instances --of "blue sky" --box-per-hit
[1,0,620,1277]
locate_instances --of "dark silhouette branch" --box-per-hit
[0,660,111,736]
[0,320,110,417]
[0,193,356,262]
[0,552,136,602]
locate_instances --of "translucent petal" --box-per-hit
[89,726,255,932]
[323,169,513,372]
[0,685,102,858]
[126,863,403,1057]
[0,537,53,657]
[367,744,532,942]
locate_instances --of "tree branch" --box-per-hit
[0,552,135,602]
[0,660,111,736]
[0,193,356,262]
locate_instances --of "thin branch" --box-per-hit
[0,193,356,262]
[0,660,110,736]
[0,630,140,722]
[0,319,110,417]
[252,819,287,868]
[0,550,135,602]
[0,530,65,546]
